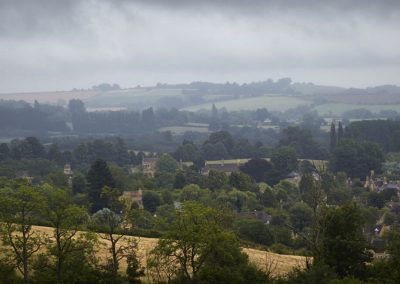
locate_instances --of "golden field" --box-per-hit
[28,226,306,279]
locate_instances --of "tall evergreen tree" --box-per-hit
[338,121,344,143]
[211,104,218,118]
[114,138,129,166]
[86,159,115,213]
[0,143,10,161]
[141,107,156,129]
[68,99,87,133]
[330,122,337,152]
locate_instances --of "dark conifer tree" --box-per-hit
[141,107,156,129]
[330,122,337,152]
[338,121,344,143]
[86,159,115,213]
[114,138,129,166]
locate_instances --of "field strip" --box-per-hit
[29,225,307,277]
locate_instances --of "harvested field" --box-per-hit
[27,226,306,279]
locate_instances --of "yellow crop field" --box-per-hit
[26,226,306,280]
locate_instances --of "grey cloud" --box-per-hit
[0,0,399,92]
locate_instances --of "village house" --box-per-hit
[364,173,400,193]
[63,163,74,187]
[286,171,301,183]
[201,160,240,176]
[139,157,158,177]
[239,210,273,225]
[16,171,34,183]
[119,189,143,209]
[130,156,160,175]
[63,163,73,176]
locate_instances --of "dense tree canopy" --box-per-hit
[240,158,273,182]
[330,139,384,178]
[271,146,298,175]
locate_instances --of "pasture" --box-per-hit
[84,88,184,108]
[0,88,185,107]
[313,103,400,116]
[0,90,97,104]
[206,158,327,171]
[181,95,311,112]
[158,125,210,135]
[158,123,210,134]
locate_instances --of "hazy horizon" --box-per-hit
[1,0,399,93]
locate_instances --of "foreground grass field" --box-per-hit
[30,226,307,279]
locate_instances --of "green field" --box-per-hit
[313,103,400,116]
[158,125,209,135]
[0,138,15,143]
[181,95,311,112]
[205,158,327,170]
[85,88,184,108]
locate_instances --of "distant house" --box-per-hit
[312,172,321,181]
[141,157,159,177]
[365,174,400,193]
[16,171,34,183]
[173,201,182,210]
[201,160,240,176]
[129,157,159,176]
[263,118,273,125]
[378,182,400,192]
[120,190,143,209]
[239,210,272,225]
[286,171,301,183]
[63,163,73,176]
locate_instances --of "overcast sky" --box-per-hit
[0,0,399,93]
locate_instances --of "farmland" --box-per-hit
[0,90,97,104]
[206,158,328,171]
[84,88,184,108]
[313,103,400,116]
[29,226,307,279]
[3,86,400,119]
[0,88,185,108]
[158,123,209,134]
[181,95,311,112]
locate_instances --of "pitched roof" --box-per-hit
[202,163,240,173]
[239,210,272,223]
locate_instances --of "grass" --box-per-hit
[0,90,97,104]
[85,88,184,108]
[314,103,400,116]
[0,88,184,106]
[158,126,209,135]
[89,88,183,100]
[181,95,311,112]
[26,225,306,279]
[206,158,327,171]
[0,138,15,143]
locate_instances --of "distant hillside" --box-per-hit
[1,79,399,115]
